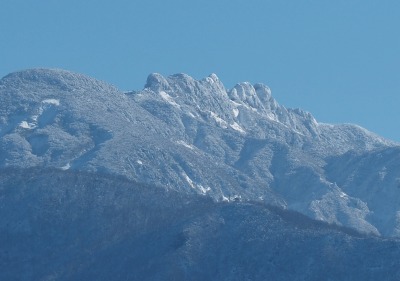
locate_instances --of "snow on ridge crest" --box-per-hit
[254,83,275,107]
[141,72,321,137]
[207,73,220,83]
[229,82,264,109]
[1,68,118,93]
[144,72,276,109]
[145,72,225,95]
[228,82,280,113]
[145,73,170,92]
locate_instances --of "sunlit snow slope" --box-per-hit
[1,69,400,237]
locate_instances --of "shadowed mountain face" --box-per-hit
[1,168,400,281]
[1,68,400,239]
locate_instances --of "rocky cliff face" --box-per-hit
[1,68,400,236]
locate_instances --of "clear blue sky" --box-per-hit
[1,0,399,141]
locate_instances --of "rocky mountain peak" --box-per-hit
[228,82,279,113]
[254,83,274,105]
[206,73,220,83]
[145,73,170,92]
[1,68,399,238]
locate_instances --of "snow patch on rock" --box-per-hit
[160,91,180,108]
[210,111,228,129]
[19,121,35,130]
[60,163,71,170]
[42,99,60,106]
[177,140,195,150]
[230,122,246,134]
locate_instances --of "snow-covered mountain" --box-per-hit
[1,68,400,237]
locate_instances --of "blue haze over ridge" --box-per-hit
[2,168,400,280]
[1,0,399,141]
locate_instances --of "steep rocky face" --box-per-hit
[0,69,280,204]
[1,69,400,236]
[133,71,399,236]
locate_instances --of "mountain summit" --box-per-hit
[1,69,400,237]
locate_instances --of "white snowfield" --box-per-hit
[42,98,60,106]
[1,68,400,237]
